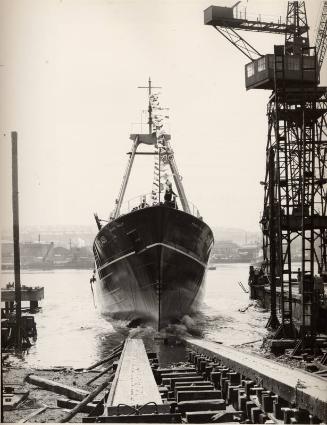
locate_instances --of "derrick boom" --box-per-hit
[315,1,327,68]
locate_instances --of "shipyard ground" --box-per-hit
[1,362,111,423]
[2,336,327,423]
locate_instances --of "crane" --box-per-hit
[204,2,309,61]
[315,1,327,68]
[206,0,327,69]
[205,2,327,352]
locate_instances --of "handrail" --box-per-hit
[114,192,201,219]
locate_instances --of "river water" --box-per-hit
[1,264,269,368]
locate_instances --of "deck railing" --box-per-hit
[115,192,201,219]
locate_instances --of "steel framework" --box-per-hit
[262,73,327,339]
[316,1,327,68]
[206,1,327,345]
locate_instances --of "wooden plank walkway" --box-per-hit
[105,338,162,411]
[185,338,327,422]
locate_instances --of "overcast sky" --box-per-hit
[1,0,325,234]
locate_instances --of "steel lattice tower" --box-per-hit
[262,52,327,340]
[205,1,327,347]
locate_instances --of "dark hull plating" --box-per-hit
[93,205,213,328]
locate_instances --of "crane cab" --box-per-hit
[204,5,237,24]
[245,53,319,90]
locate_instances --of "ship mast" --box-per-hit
[138,77,161,135]
[112,79,192,218]
[138,78,163,205]
[147,83,192,214]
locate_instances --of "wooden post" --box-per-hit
[12,131,22,351]
[1,356,3,423]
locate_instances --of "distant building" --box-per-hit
[211,240,239,260]
[237,244,259,261]
[211,240,260,263]
[1,241,93,270]
[1,241,53,268]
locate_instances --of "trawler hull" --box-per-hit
[93,205,213,329]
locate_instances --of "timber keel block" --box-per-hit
[177,399,226,413]
[176,390,222,402]
[184,338,327,423]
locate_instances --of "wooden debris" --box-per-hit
[86,364,115,386]
[2,389,29,411]
[86,344,123,371]
[57,398,100,414]
[19,405,48,423]
[59,377,112,423]
[25,374,89,401]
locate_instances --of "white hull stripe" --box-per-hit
[98,243,206,273]
[139,243,207,268]
[98,251,136,273]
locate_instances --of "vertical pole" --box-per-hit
[267,148,279,329]
[158,275,161,332]
[301,108,306,337]
[158,147,161,203]
[12,131,22,351]
[1,359,3,423]
[158,145,161,330]
[148,77,152,134]
[138,78,161,134]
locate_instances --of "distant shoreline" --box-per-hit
[1,264,94,271]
